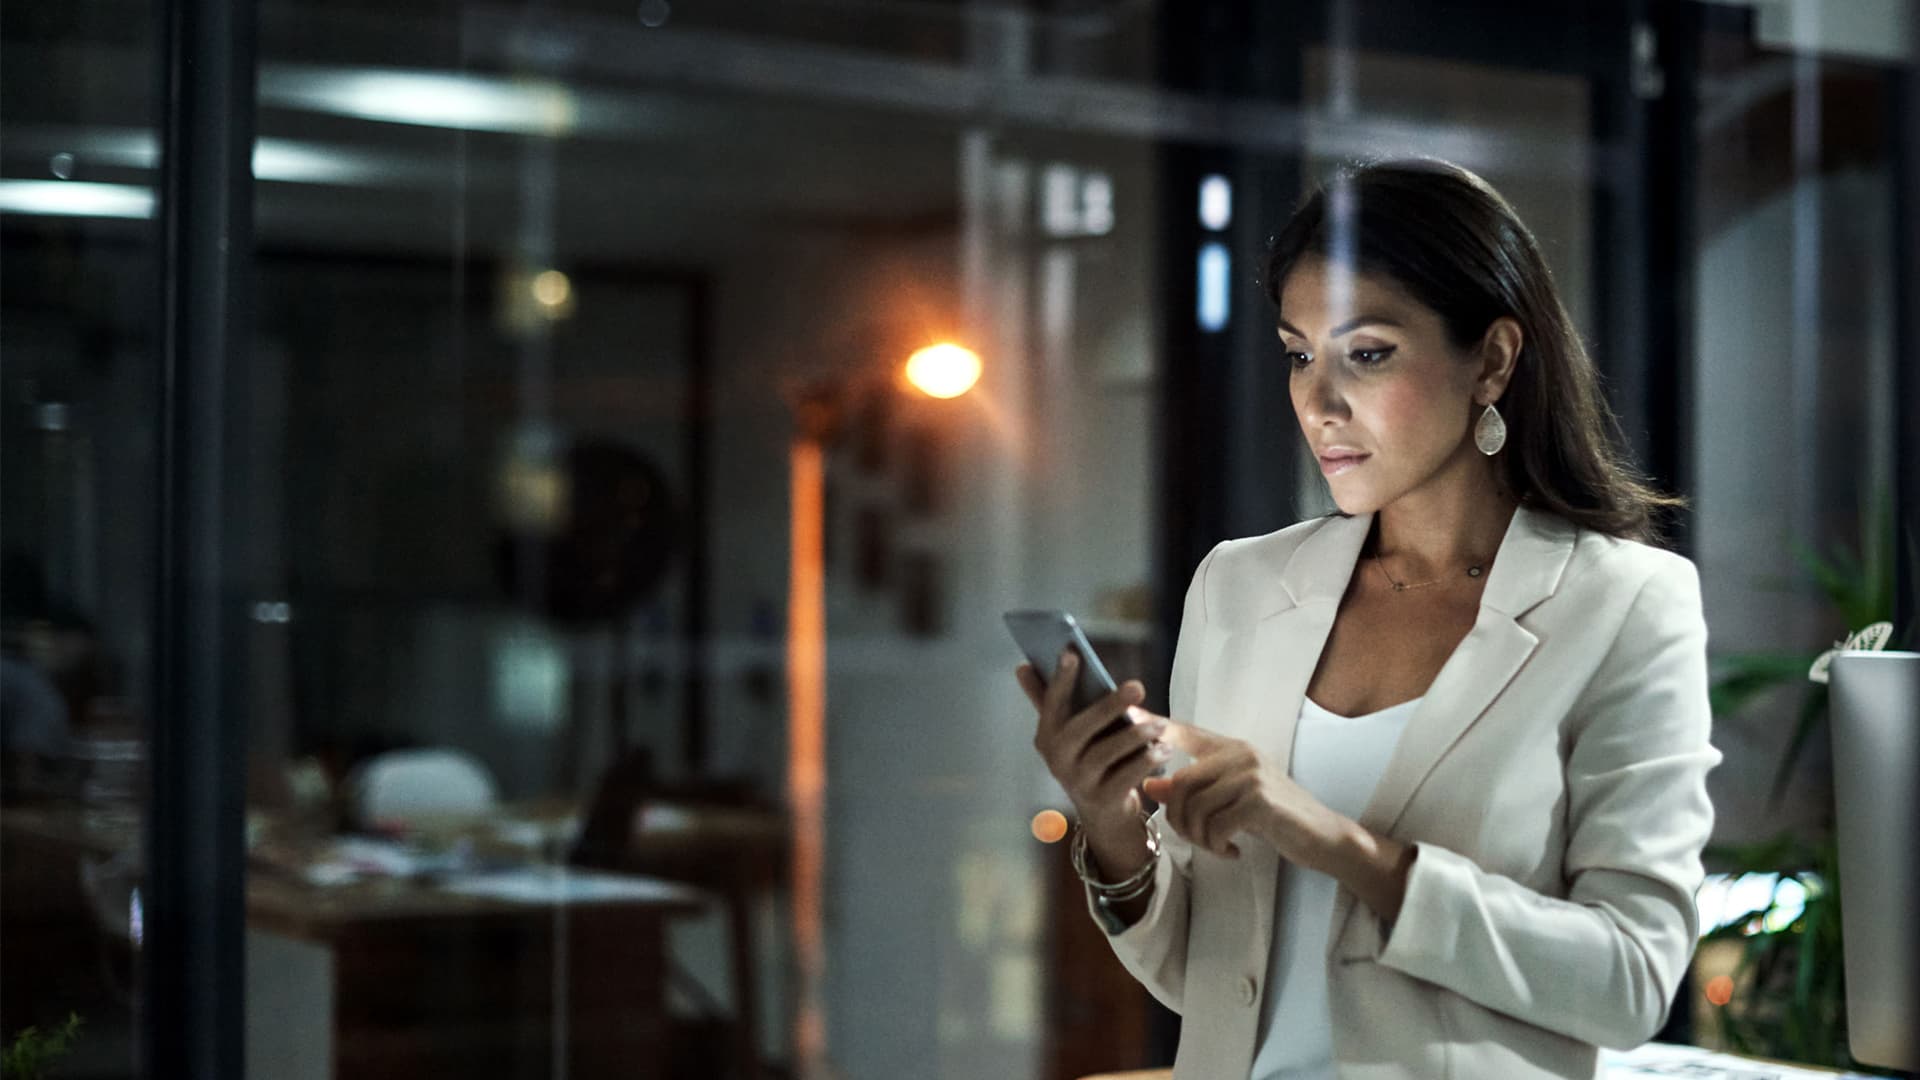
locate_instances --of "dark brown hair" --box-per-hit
[1263,158,1684,545]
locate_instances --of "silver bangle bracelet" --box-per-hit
[1093,868,1158,904]
[1070,811,1161,898]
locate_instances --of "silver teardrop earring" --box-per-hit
[1474,402,1507,456]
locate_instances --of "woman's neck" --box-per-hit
[1368,459,1519,580]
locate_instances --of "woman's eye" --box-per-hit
[1350,347,1396,366]
[1284,350,1312,369]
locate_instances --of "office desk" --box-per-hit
[599,801,789,1080]
[3,805,708,1080]
[248,869,704,1080]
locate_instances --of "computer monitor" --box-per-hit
[1827,649,1918,1070]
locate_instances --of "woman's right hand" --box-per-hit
[1018,650,1170,825]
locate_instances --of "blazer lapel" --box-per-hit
[1325,504,1578,957]
[1223,513,1372,963]
[1233,511,1375,769]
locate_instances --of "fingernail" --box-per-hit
[1061,652,1078,669]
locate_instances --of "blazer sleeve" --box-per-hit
[1373,553,1722,1049]
[1085,542,1221,1014]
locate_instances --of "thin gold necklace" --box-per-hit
[1371,551,1488,593]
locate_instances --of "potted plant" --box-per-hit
[1,1014,83,1080]
[1700,494,1910,1071]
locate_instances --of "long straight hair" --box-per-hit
[1264,159,1684,545]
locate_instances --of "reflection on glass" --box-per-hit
[0,180,155,219]
[3,1,159,1075]
[3,1,1909,1077]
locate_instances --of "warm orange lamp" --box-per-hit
[903,342,983,400]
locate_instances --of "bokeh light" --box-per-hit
[1704,974,1735,1007]
[531,269,572,310]
[1031,809,1068,844]
[904,343,982,400]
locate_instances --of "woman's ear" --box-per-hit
[1476,317,1523,403]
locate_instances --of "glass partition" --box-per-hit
[1,2,159,1074]
[3,2,1915,1078]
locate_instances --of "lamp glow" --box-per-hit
[0,180,154,219]
[261,67,579,135]
[904,343,982,400]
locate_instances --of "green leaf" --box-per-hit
[1789,537,1858,610]
[2,1013,83,1080]
[1709,652,1814,718]
[1792,894,1826,1007]
[1861,491,1895,623]
[1707,833,1812,874]
[1768,686,1831,806]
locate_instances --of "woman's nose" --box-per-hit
[1295,367,1347,424]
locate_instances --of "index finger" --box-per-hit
[1158,721,1226,756]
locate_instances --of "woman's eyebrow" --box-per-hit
[1276,314,1405,338]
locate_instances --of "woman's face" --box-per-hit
[1278,257,1485,516]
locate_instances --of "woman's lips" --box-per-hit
[1317,453,1369,476]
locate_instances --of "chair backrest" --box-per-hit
[346,748,499,829]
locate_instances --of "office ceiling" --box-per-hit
[1,0,1168,263]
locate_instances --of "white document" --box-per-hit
[436,866,706,906]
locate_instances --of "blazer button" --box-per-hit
[1236,975,1258,1006]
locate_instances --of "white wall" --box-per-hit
[696,131,1161,1079]
[1692,167,1897,844]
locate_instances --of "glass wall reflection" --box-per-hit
[1,2,159,1076]
[2,1,1914,1078]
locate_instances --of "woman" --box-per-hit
[1018,159,1720,1079]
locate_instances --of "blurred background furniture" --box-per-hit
[1,801,709,1080]
[572,751,789,1080]
[342,747,500,830]
[247,870,703,1080]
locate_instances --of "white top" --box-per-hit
[1250,694,1424,1080]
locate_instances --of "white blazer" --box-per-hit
[1091,505,1721,1079]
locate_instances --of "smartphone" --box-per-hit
[1004,610,1167,777]
[1003,610,1119,711]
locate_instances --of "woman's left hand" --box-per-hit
[1139,718,1350,869]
